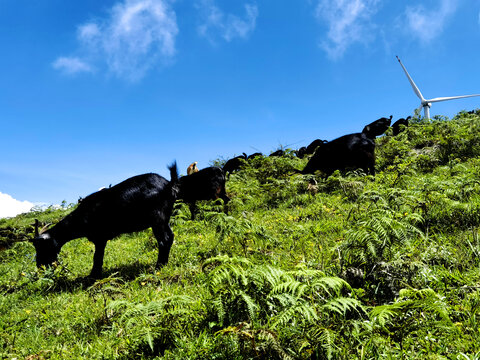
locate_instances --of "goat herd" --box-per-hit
[31,116,410,278]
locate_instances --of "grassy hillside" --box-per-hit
[2,110,480,359]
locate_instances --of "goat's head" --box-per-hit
[31,220,59,268]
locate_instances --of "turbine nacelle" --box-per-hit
[421,101,431,108]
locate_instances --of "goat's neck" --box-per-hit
[48,218,86,247]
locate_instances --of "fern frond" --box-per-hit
[238,290,258,321]
[342,207,424,267]
[212,297,226,324]
[271,279,308,298]
[202,254,252,271]
[308,327,337,360]
[321,297,363,316]
[271,302,318,328]
[369,303,404,327]
[311,276,349,297]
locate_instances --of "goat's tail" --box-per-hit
[168,161,179,183]
[167,161,180,199]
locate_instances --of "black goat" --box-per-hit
[178,166,229,220]
[269,149,284,157]
[391,116,410,136]
[305,139,328,156]
[295,146,308,158]
[295,139,327,159]
[362,115,392,139]
[247,152,263,160]
[301,133,375,176]
[223,153,247,175]
[31,163,179,278]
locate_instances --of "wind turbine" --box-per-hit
[396,56,480,120]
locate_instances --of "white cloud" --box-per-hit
[315,0,380,60]
[52,56,93,75]
[0,193,34,219]
[53,0,178,81]
[404,0,458,43]
[78,23,101,42]
[197,1,258,43]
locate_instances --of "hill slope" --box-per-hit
[2,110,480,359]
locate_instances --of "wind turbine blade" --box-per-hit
[428,94,480,103]
[396,56,425,102]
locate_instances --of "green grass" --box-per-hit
[2,110,480,359]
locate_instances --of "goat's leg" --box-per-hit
[367,159,376,176]
[90,239,107,278]
[188,202,197,220]
[152,224,174,268]
[219,190,230,215]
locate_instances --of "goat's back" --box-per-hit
[65,173,174,238]
[302,133,375,175]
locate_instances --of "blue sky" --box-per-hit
[1,0,480,217]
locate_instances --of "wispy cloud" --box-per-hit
[53,0,178,81]
[315,0,380,60]
[404,0,458,43]
[0,192,33,219]
[52,57,93,75]
[197,1,258,43]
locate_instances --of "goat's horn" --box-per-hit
[40,223,50,235]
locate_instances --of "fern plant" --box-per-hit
[202,256,366,359]
[216,322,293,360]
[107,294,195,356]
[369,288,453,357]
[341,208,424,270]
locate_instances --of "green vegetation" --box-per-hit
[2,110,480,359]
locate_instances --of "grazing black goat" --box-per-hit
[295,146,308,158]
[295,139,327,159]
[391,116,410,136]
[362,115,392,139]
[305,139,328,156]
[31,163,179,278]
[223,153,247,175]
[269,149,284,157]
[247,152,263,160]
[178,166,229,220]
[301,133,375,176]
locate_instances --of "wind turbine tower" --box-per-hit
[396,56,480,120]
